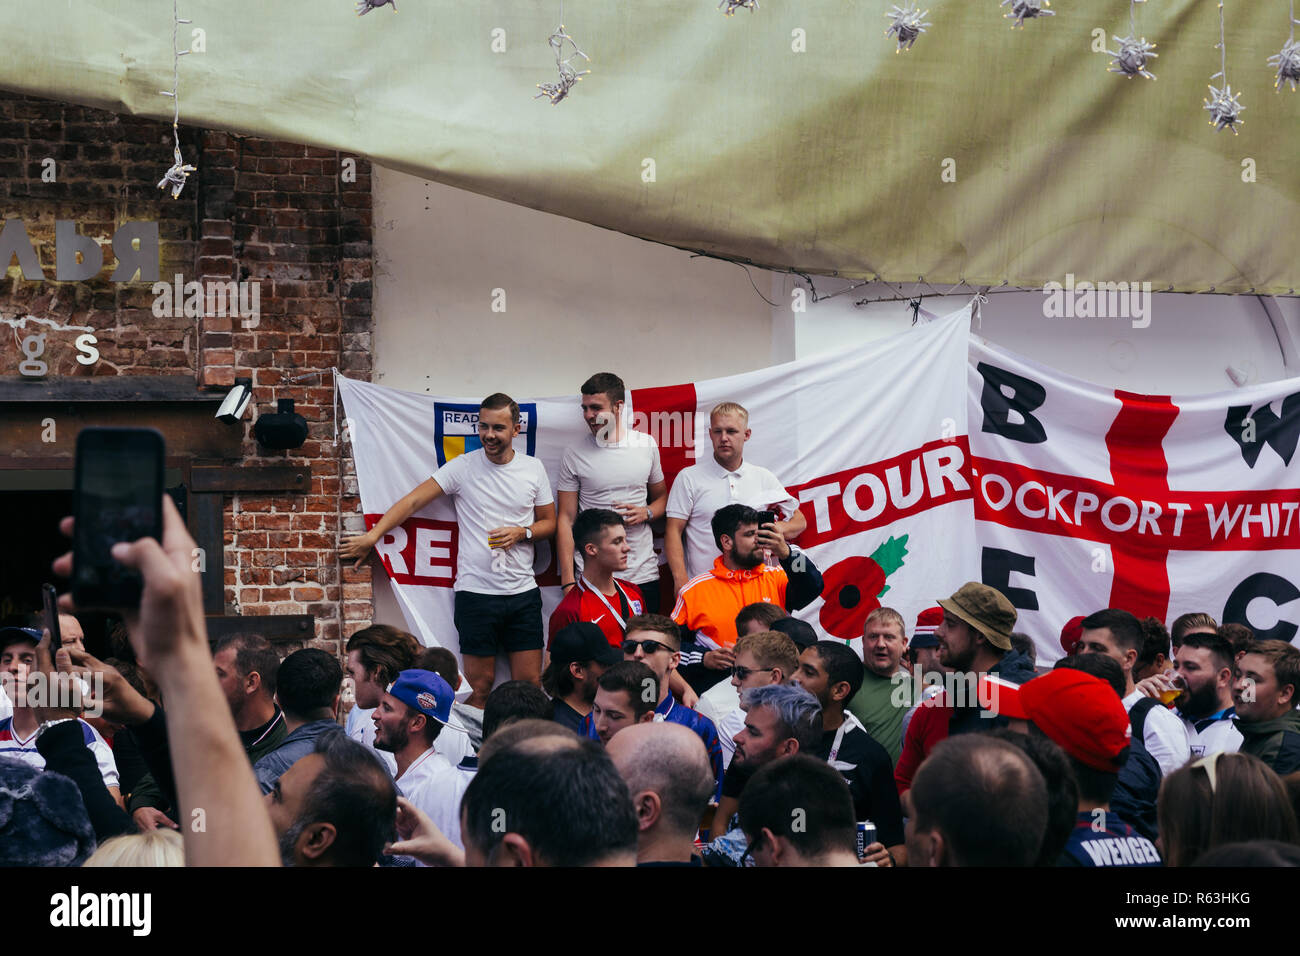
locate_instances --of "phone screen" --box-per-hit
[73,428,165,607]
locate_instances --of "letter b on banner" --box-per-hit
[977,363,1047,444]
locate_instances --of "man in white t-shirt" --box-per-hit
[342,393,557,708]
[1077,608,1191,777]
[664,401,805,598]
[557,372,669,614]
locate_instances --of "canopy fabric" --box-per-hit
[6,0,1298,293]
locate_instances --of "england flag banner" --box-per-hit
[337,306,978,660]
[968,337,1300,662]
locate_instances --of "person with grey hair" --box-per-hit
[607,722,716,867]
[703,683,823,866]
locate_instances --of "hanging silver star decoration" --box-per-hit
[884,3,931,52]
[1107,35,1158,78]
[1204,2,1243,133]
[1204,83,1245,132]
[356,0,395,14]
[719,0,758,15]
[534,26,591,105]
[1268,3,1300,91]
[1001,0,1053,29]
[158,145,197,199]
[1270,39,1300,91]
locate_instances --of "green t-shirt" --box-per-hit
[845,667,911,765]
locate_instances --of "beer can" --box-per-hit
[856,820,876,861]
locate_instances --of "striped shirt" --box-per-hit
[0,715,119,790]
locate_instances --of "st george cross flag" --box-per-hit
[969,337,1300,661]
[337,307,978,660]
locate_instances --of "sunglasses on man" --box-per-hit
[731,664,777,681]
[622,638,676,655]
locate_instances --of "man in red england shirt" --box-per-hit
[548,509,644,649]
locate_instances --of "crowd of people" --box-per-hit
[3,372,1300,868]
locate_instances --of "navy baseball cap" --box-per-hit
[0,627,41,652]
[386,669,454,725]
[551,622,622,667]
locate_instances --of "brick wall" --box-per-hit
[0,92,374,656]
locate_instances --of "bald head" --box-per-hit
[58,614,84,650]
[607,722,715,838]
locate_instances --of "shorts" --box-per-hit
[635,577,662,617]
[454,587,544,657]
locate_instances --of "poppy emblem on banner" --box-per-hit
[818,535,910,640]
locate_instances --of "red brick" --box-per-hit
[293,587,325,601]
[253,513,292,530]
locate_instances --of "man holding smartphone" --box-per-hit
[672,505,823,694]
[340,393,556,708]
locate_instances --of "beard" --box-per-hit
[278,820,306,866]
[1180,680,1222,720]
[374,722,408,753]
[732,547,764,570]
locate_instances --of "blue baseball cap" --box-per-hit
[386,669,454,725]
[0,627,41,652]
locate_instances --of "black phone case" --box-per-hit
[71,427,165,608]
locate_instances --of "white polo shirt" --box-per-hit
[665,456,798,580]
[419,757,478,850]
[395,747,455,814]
[1123,690,1192,777]
[430,448,554,595]
[557,431,665,585]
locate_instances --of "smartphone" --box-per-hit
[755,509,778,528]
[42,582,62,646]
[72,427,166,608]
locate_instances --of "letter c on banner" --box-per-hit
[1014,481,1047,519]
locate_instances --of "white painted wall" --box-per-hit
[371,167,774,397]
[771,275,1300,395]
[368,166,1300,630]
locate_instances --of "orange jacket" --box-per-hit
[671,557,787,650]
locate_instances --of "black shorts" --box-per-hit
[454,588,544,658]
[636,577,662,617]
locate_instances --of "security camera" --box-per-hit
[217,377,253,423]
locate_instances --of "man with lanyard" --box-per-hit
[580,613,724,798]
[548,509,644,649]
[792,640,906,867]
[556,372,669,614]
